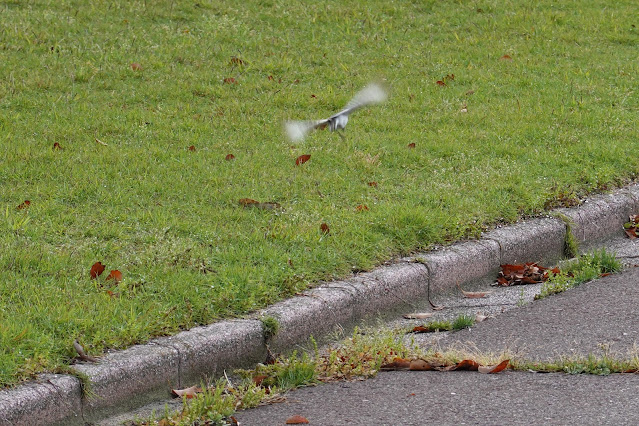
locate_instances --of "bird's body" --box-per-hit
[285,82,387,142]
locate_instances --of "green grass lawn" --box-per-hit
[1,0,638,386]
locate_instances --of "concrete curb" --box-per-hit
[1,184,637,425]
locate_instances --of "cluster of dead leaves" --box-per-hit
[436,73,455,87]
[90,261,123,297]
[16,200,31,210]
[623,215,639,239]
[381,357,509,374]
[496,263,559,286]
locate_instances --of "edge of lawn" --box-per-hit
[2,184,639,425]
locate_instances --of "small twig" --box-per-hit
[95,138,108,146]
[73,339,98,363]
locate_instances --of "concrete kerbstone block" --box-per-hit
[557,190,637,247]
[261,262,429,352]
[0,374,82,426]
[72,344,179,422]
[414,239,500,294]
[482,218,566,266]
[154,319,266,387]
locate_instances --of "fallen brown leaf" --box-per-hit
[320,223,330,234]
[286,415,309,424]
[90,262,105,279]
[475,312,488,322]
[225,154,235,161]
[478,359,510,374]
[403,313,434,320]
[252,374,268,386]
[409,359,435,371]
[295,154,311,166]
[106,270,123,283]
[380,357,412,371]
[171,385,202,399]
[16,200,31,210]
[457,282,491,298]
[447,359,480,371]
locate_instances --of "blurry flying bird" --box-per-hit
[285,82,388,142]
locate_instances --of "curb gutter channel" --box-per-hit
[2,185,639,425]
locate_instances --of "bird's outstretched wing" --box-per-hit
[284,82,387,142]
[333,82,388,118]
[284,119,329,142]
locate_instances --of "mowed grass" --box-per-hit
[1,0,638,385]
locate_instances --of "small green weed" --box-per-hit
[514,353,638,377]
[424,320,453,332]
[451,315,475,330]
[261,316,280,341]
[553,212,579,258]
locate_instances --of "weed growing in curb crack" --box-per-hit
[451,315,475,330]
[261,316,280,341]
[536,248,622,300]
[552,212,579,258]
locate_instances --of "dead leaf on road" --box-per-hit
[403,313,434,320]
[446,359,480,371]
[286,415,309,424]
[380,357,412,371]
[457,282,492,298]
[478,359,510,374]
[408,359,436,371]
[475,312,488,322]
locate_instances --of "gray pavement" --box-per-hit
[235,236,639,425]
[235,371,639,425]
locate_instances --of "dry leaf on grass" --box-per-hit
[295,154,311,166]
[16,200,31,210]
[90,262,105,279]
[106,270,123,283]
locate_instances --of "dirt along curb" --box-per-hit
[2,185,639,425]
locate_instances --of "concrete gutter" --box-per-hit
[2,185,639,425]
